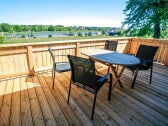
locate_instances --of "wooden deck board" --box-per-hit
[0,63,168,126]
[20,77,33,126]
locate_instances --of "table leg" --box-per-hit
[109,65,125,89]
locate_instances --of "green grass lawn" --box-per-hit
[2,35,114,44]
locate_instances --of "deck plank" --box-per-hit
[37,75,69,126]
[31,76,57,126]
[44,73,82,126]
[20,77,33,126]
[26,76,45,126]
[10,78,21,126]
[0,79,13,126]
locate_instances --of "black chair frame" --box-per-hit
[67,55,112,120]
[127,44,159,88]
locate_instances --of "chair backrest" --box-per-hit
[136,44,159,60]
[67,55,96,89]
[104,40,118,51]
[48,46,55,63]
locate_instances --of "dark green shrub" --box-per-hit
[69,31,74,36]
[0,36,5,43]
[88,32,92,36]
[48,34,52,38]
[21,34,26,38]
[101,30,106,35]
[30,31,34,37]
[78,32,82,37]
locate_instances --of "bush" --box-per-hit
[30,32,34,37]
[21,34,26,38]
[69,31,74,36]
[0,36,5,43]
[77,32,82,37]
[88,32,92,36]
[48,34,52,38]
[101,30,106,35]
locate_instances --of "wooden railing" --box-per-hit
[0,37,167,79]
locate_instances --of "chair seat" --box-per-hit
[127,62,151,71]
[55,62,71,72]
[127,65,137,71]
[72,75,107,93]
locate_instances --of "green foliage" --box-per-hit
[77,32,82,37]
[0,23,112,38]
[0,36,5,43]
[69,31,74,36]
[101,30,106,35]
[48,25,55,31]
[21,34,26,38]
[118,30,124,36]
[123,0,168,38]
[13,25,22,32]
[30,31,34,37]
[48,34,52,38]
[1,23,11,32]
[31,25,39,32]
[88,31,92,36]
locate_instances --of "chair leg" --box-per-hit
[131,69,139,89]
[91,92,98,120]
[67,81,72,104]
[150,66,153,84]
[107,66,110,73]
[52,71,56,89]
[108,74,112,100]
[52,70,54,79]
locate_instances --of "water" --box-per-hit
[3,31,101,38]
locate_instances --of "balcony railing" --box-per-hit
[0,37,168,79]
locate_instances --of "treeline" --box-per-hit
[0,23,111,33]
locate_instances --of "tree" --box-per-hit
[1,23,11,32]
[122,0,168,38]
[13,25,22,32]
[48,25,55,31]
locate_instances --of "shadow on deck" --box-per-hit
[0,63,168,126]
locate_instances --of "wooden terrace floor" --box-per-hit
[0,63,168,126]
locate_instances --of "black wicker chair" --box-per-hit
[126,44,159,88]
[48,46,71,89]
[104,40,118,51]
[67,55,112,120]
[104,40,118,72]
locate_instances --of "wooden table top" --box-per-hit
[81,49,140,66]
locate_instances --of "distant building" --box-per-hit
[108,27,124,36]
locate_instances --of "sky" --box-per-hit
[0,0,127,27]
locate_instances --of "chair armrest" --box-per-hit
[97,73,111,83]
[140,59,154,64]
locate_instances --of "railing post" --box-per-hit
[164,45,168,66]
[75,42,80,56]
[27,46,35,76]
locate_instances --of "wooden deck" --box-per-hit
[0,63,168,126]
